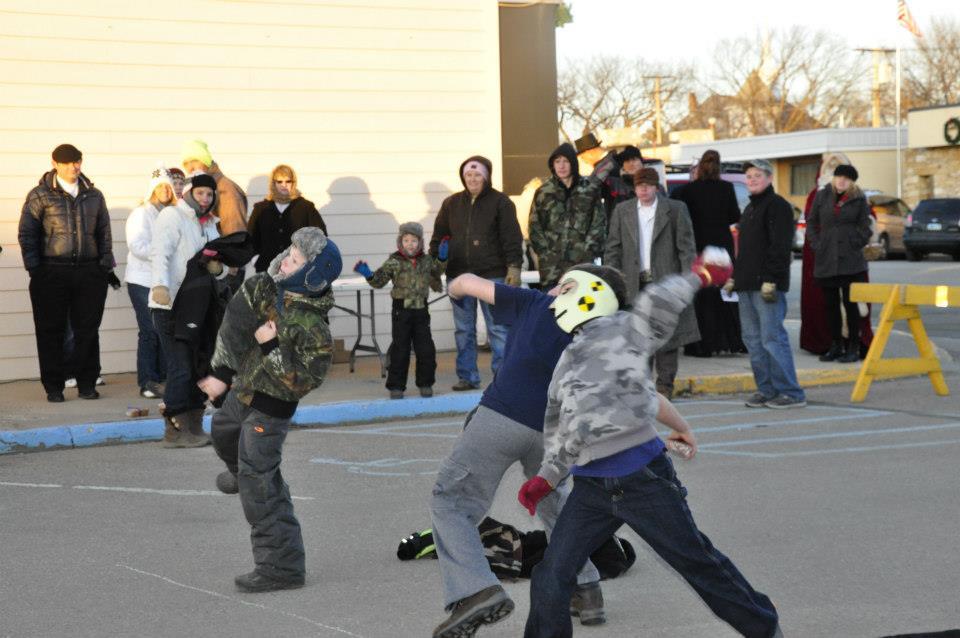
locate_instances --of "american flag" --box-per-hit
[897,0,923,38]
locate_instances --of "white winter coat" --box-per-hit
[149,200,220,309]
[124,202,168,288]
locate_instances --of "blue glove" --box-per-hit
[437,236,450,262]
[354,260,373,279]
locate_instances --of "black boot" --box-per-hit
[819,340,844,362]
[838,339,860,363]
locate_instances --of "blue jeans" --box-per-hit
[127,284,165,388]
[525,454,779,638]
[450,277,507,385]
[151,308,207,417]
[737,291,805,401]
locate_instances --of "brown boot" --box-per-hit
[161,415,181,448]
[175,409,210,447]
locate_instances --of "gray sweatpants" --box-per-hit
[430,405,600,608]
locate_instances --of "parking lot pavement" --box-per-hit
[2,388,959,637]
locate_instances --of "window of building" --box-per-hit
[789,162,819,196]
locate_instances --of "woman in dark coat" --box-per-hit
[805,164,872,363]
[673,150,745,356]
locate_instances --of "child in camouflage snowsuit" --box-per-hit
[354,221,447,399]
[198,227,342,594]
[518,256,782,638]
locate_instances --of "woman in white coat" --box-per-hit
[125,167,177,399]
[149,172,221,447]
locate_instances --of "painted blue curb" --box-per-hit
[0,392,482,455]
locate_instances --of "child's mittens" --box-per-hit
[691,246,733,288]
[437,236,450,261]
[354,260,373,279]
[517,476,553,516]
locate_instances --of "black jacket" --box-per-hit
[806,186,871,279]
[18,170,113,272]
[733,185,794,292]
[429,156,523,280]
[247,197,327,272]
[672,178,741,254]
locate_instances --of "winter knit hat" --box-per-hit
[396,221,424,252]
[461,160,489,183]
[182,172,218,217]
[144,165,175,205]
[833,164,859,181]
[181,139,213,167]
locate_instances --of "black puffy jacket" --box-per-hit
[18,170,113,271]
[429,156,523,280]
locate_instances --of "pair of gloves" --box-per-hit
[720,278,776,302]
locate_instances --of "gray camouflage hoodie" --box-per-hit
[537,272,699,487]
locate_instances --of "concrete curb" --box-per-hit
[0,392,484,455]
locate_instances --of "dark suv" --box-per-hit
[903,198,960,261]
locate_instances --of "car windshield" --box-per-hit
[914,199,960,219]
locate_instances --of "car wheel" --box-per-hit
[879,235,890,260]
[905,247,923,262]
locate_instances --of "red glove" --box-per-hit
[691,249,733,288]
[517,476,553,516]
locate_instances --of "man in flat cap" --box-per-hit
[18,144,114,402]
[604,167,698,398]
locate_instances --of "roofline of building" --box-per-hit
[907,102,960,113]
[677,126,908,163]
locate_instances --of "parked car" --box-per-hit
[903,198,960,261]
[791,191,911,259]
[868,194,910,259]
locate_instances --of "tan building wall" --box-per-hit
[0,1,503,382]
[904,104,960,206]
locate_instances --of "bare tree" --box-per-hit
[905,16,960,109]
[557,56,695,143]
[695,26,867,138]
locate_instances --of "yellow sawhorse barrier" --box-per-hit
[849,283,958,402]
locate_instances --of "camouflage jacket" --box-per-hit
[366,251,445,309]
[210,273,333,413]
[537,273,699,487]
[528,175,606,287]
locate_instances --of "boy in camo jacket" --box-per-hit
[197,227,342,594]
[354,221,447,399]
[518,254,783,638]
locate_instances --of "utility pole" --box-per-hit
[855,47,894,127]
[642,75,674,146]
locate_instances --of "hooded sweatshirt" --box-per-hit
[529,143,607,287]
[429,156,523,280]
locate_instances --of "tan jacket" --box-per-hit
[208,162,248,234]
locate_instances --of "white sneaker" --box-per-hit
[65,378,77,388]
[96,376,105,386]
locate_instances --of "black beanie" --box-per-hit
[834,164,858,181]
[188,173,217,191]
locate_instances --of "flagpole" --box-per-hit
[895,38,902,199]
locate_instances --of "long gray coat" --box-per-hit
[806,186,872,280]
[604,197,699,350]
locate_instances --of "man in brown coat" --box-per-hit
[181,139,248,234]
[604,167,698,397]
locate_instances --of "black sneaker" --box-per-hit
[745,392,773,408]
[234,570,304,593]
[764,395,807,409]
[432,585,514,638]
[419,387,434,398]
[216,471,239,494]
[46,391,65,403]
[140,381,164,399]
[390,390,404,400]
[569,581,606,626]
[78,389,100,400]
